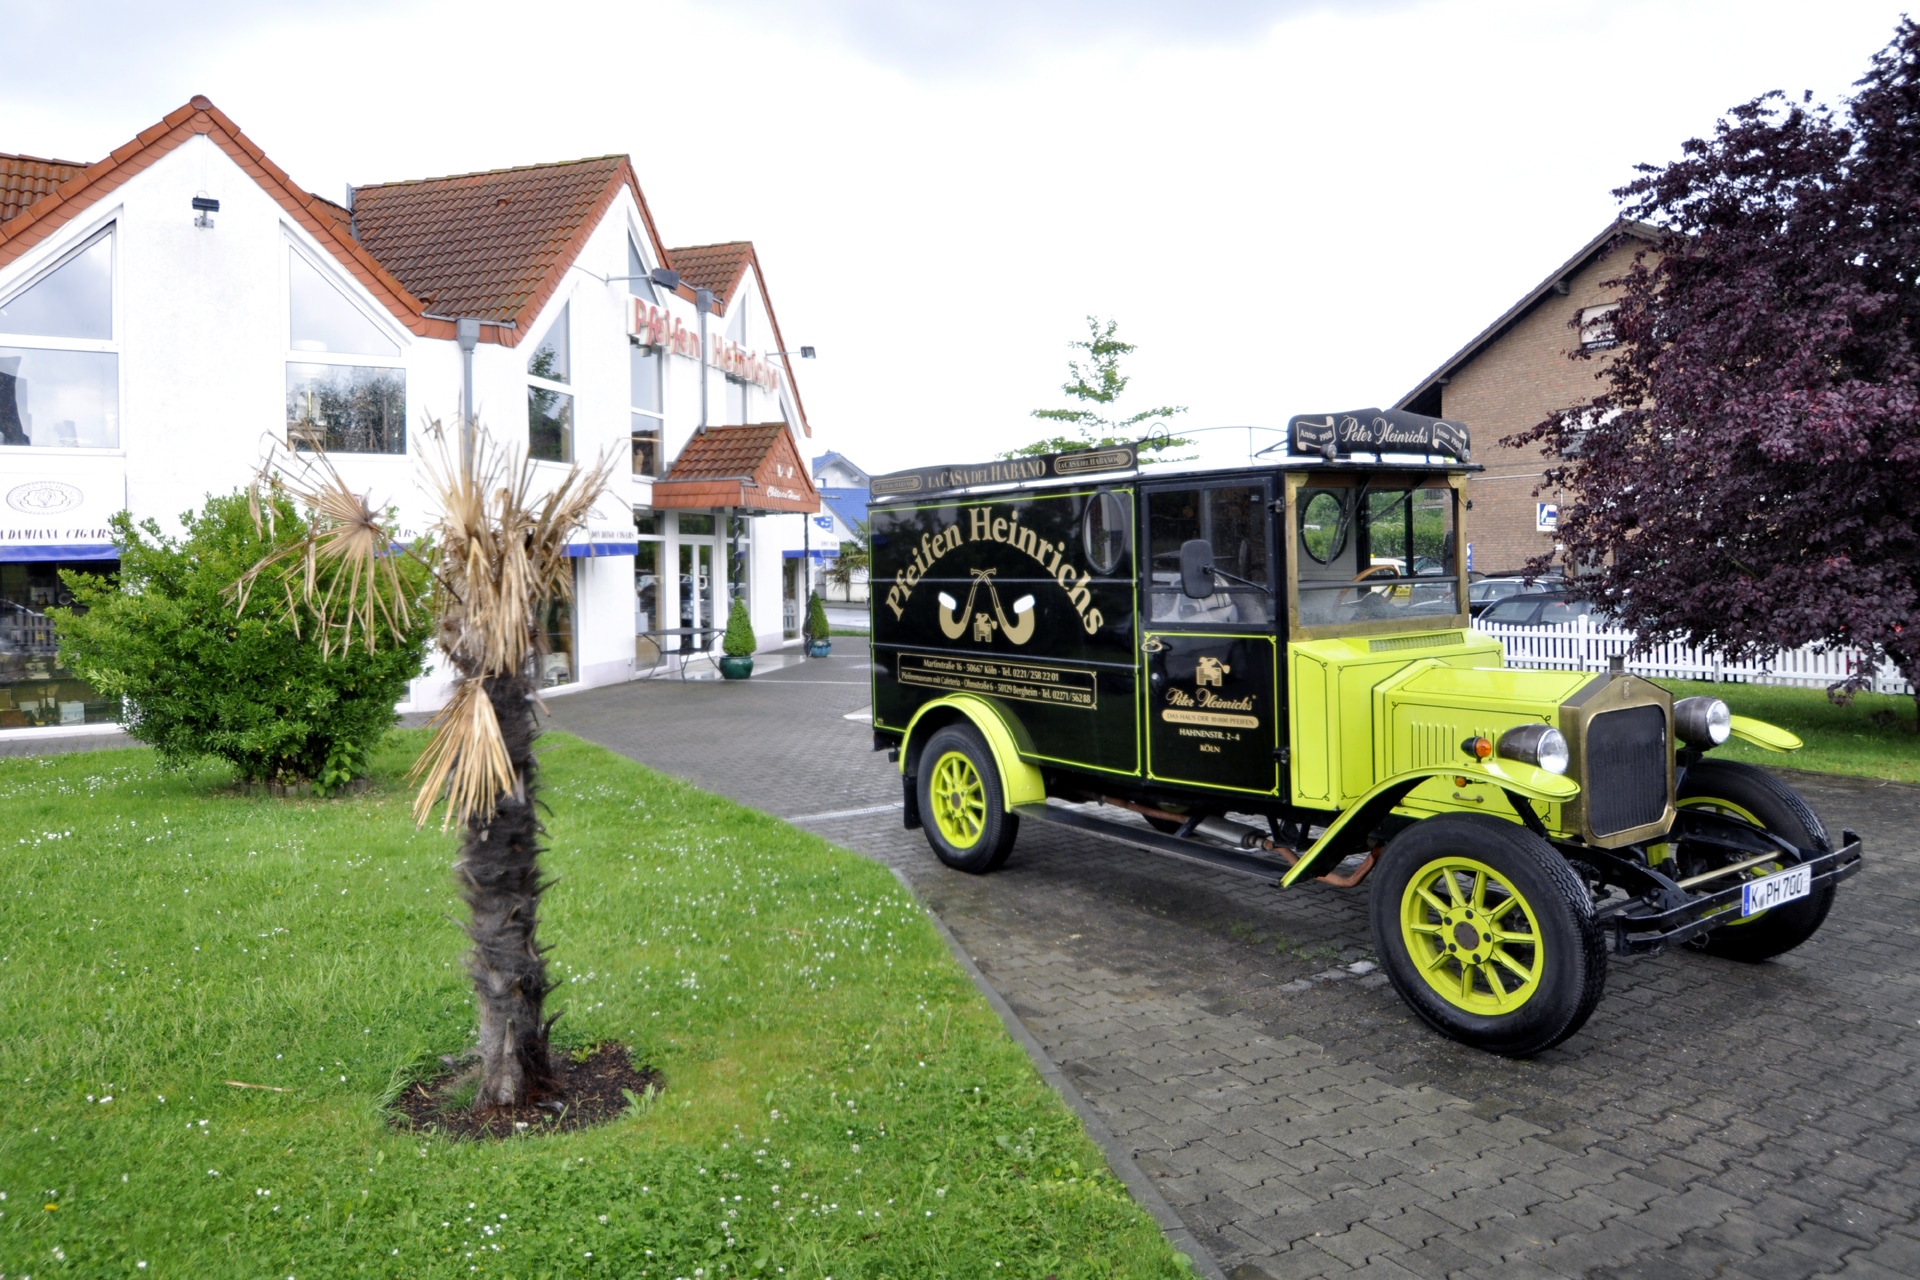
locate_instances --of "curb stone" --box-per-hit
[890,866,1228,1280]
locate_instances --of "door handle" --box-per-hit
[1141,637,1166,654]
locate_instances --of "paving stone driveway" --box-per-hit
[549,643,1920,1280]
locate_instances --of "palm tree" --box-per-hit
[239,421,615,1108]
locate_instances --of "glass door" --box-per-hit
[678,541,714,653]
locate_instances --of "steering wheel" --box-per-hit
[1336,563,1412,609]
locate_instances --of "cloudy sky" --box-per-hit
[3,0,1911,472]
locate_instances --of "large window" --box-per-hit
[539,562,578,688]
[630,240,664,476]
[528,303,573,463]
[635,511,663,665]
[1146,486,1271,625]
[1293,479,1462,629]
[285,247,406,454]
[0,226,119,449]
[2,560,119,726]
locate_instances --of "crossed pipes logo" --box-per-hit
[937,569,1036,645]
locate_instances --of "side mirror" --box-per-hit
[1179,539,1216,599]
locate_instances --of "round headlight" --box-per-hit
[1674,695,1732,746]
[1497,724,1569,775]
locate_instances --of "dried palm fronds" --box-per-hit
[247,420,615,828]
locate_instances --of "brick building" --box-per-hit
[1397,220,1656,576]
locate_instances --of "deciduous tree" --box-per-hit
[1003,316,1190,458]
[1514,20,1920,723]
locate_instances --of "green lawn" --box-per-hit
[1655,678,1920,783]
[0,733,1188,1279]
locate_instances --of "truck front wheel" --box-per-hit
[1675,760,1835,963]
[917,724,1019,874]
[1370,813,1607,1056]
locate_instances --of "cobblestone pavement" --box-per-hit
[23,641,1845,1279]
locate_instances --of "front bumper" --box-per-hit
[1588,825,1864,955]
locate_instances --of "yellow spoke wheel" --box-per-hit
[1399,855,1547,1016]
[928,750,988,849]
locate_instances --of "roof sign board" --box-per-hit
[871,444,1136,499]
[1287,409,1471,460]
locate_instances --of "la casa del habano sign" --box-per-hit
[628,297,784,396]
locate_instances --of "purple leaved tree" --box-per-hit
[1513,20,1920,723]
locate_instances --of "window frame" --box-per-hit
[1141,479,1276,631]
[1283,471,1471,640]
[1579,304,1620,351]
[283,237,410,457]
[0,215,122,453]
[527,299,575,465]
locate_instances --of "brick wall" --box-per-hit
[1439,251,1636,576]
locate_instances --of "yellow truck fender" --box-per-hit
[1281,761,1580,887]
[1728,715,1803,752]
[899,694,1047,810]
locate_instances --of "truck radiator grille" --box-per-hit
[1585,705,1668,837]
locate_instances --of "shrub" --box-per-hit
[722,597,756,657]
[805,591,831,642]
[52,492,431,789]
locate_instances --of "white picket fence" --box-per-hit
[1473,615,1913,695]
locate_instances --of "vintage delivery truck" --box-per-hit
[865,410,1863,1055]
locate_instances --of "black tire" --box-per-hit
[1676,759,1835,962]
[916,724,1019,874]
[1370,813,1607,1057]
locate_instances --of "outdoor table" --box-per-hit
[637,626,724,680]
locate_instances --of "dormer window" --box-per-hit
[0,225,119,449]
[528,303,572,463]
[284,246,406,454]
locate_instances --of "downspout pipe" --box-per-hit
[695,287,714,434]
[456,318,481,467]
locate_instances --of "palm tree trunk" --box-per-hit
[457,671,556,1108]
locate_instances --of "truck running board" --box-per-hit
[1013,803,1299,883]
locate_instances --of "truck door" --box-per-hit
[1140,481,1282,797]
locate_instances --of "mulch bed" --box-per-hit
[390,1042,663,1140]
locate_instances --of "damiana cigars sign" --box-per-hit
[870,445,1136,499]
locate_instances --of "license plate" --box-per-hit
[1741,865,1811,916]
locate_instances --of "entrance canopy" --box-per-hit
[650,423,820,514]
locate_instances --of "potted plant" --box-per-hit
[804,591,832,658]
[720,597,755,679]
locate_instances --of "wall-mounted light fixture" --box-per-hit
[770,347,817,360]
[603,267,683,291]
[192,194,220,229]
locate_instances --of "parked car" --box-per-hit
[1476,590,1613,628]
[1468,574,1567,617]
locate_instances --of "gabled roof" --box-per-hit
[669,241,755,309]
[2,153,87,224]
[652,423,820,514]
[812,451,870,485]
[1396,219,1661,417]
[351,156,668,339]
[0,97,440,338]
[665,239,811,438]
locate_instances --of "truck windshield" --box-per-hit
[1294,480,1461,628]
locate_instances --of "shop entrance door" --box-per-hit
[782,559,801,638]
[678,541,714,653]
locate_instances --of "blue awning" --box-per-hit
[783,549,840,561]
[567,541,639,558]
[0,544,119,562]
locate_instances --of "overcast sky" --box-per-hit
[2,0,1911,473]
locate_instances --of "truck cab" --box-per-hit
[867,411,1860,1055]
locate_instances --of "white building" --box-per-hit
[810,451,871,604]
[0,96,821,729]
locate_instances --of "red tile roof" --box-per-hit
[0,97,437,338]
[352,156,667,333]
[669,241,755,309]
[1,152,87,224]
[653,423,820,514]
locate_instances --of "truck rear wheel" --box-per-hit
[1370,813,1607,1056]
[918,724,1019,874]
[1676,760,1835,963]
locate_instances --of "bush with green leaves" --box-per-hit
[722,596,756,657]
[52,492,431,790]
[805,590,831,642]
